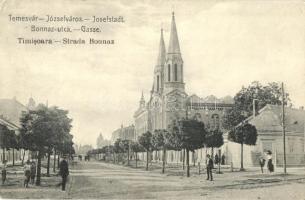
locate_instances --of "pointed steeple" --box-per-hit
[168,12,181,54]
[139,91,145,108]
[156,28,166,66]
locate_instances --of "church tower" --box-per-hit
[153,29,166,95]
[164,12,184,94]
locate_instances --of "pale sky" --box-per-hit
[0,0,304,147]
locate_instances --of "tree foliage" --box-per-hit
[205,129,224,148]
[223,81,290,130]
[228,123,257,145]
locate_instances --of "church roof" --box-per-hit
[168,12,181,54]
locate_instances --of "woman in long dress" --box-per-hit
[266,151,274,173]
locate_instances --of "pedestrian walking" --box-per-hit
[23,160,31,188]
[266,151,274,173]
[1,160,7,185]
[259,156,266,173]
[30,161,36,184]
[206,154,213,181]
[59,156,69,191]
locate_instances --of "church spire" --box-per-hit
[156,28,166,66]
[168,12,181,54]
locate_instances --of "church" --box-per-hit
[133,13,234,144]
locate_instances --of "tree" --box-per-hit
[205,129,224,158]
[138,131,153,171]
[120,139,131,165]
[130,141,144,168]
[114,138,124,163]
[170,119,206,177]
[223,82,290,130]
[19,105,73,185]
[152,129,171,173]
[228,123,257,171]
[0,124,14,163]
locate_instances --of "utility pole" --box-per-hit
[282,82,287,174]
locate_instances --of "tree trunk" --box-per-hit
[127,147,130,166]
[146,150,149,171]
[211,147,214,168]
[135,152,138,168]
[2,148,5,163]
[162,148,166,174]
[12,148,15,166]
[22,150,26,165]
[182,149,185,170]
[57,153,60,169]
[46,151,51,176]
[186,149,190,177]
[36,150,42,186]
[193,151,195,167]
[240,143,244,171]
[53,149,56,173]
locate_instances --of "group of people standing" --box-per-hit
[259,150,274,173]
[1,156,69,192]
[23,160,36,187]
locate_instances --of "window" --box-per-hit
[157,75,159,91]
[168,64,171,81]
[174,64,178,81]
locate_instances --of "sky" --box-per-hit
[0,0,304,147]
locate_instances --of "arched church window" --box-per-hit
[168,64,171,81]
[174,64,178,81]
[211,114,220,130]
[157,75,160,91]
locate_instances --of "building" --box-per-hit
[133,13,234,139]
[96,133,110,148]
[222,104,305,167]
[0,97,32,163]
[111,124,136,144]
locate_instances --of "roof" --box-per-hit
[156,29,166,67]
[168,12,181,54]
[0,98,28,127]
[248,104,305,133]
[188,94,234,104]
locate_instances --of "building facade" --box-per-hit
[222,104,305,167]
[133,13,234,140]
[111,124,136,144]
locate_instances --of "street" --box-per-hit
[2,161,305,199]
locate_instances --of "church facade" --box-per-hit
[133,13,234,143]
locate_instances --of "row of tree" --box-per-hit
[89,81,290,174]
[0,104,75,186]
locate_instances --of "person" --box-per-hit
[30,161,36,184]
[2,160,7,185]
[214,154,219,165]
[206,154,213,181]
[259,156,266,173]
[59,156,69,191]
[23,160,31,188]
[266,151,274,173]
[221,154,226,165]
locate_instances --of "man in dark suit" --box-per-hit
[59,156,69,191]
[206,154,213,181]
